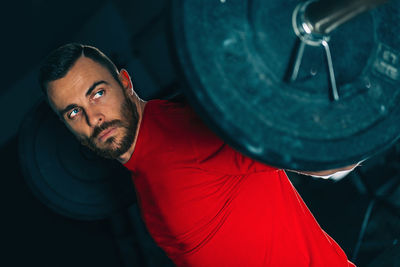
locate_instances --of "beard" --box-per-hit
[79,94,139,160]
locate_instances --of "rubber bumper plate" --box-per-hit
[171,0,400,170]
[18,100,136,220]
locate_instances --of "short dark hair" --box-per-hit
[39,43,121,96]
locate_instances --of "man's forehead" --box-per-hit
[48,57,115,108]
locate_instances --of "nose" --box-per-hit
[85,108,105,128]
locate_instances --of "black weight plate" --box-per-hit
[18,100,136,220]
[171,0,400,170]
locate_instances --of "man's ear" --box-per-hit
[118,69,133,94]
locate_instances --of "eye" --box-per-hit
[93,89,105,99]
[68,108,81,119]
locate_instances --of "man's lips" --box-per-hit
[98,127,117,142]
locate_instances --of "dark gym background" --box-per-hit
[1,1,399,266]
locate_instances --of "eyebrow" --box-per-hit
[85,80,108,97]
[59,104,78,118]
[58,80,108,118]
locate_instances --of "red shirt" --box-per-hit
[124,100,355,267]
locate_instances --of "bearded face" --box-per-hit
[79,93,139,159]
[47,56,140,161]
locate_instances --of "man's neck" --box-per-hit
[118,99,147,164]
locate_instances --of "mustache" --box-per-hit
[91,120,124,139]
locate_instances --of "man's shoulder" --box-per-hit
[146,99,191,115]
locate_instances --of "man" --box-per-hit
[39,43,357,266]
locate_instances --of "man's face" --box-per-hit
[47,56,139,160]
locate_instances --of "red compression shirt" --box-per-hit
[123,100,355,267]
